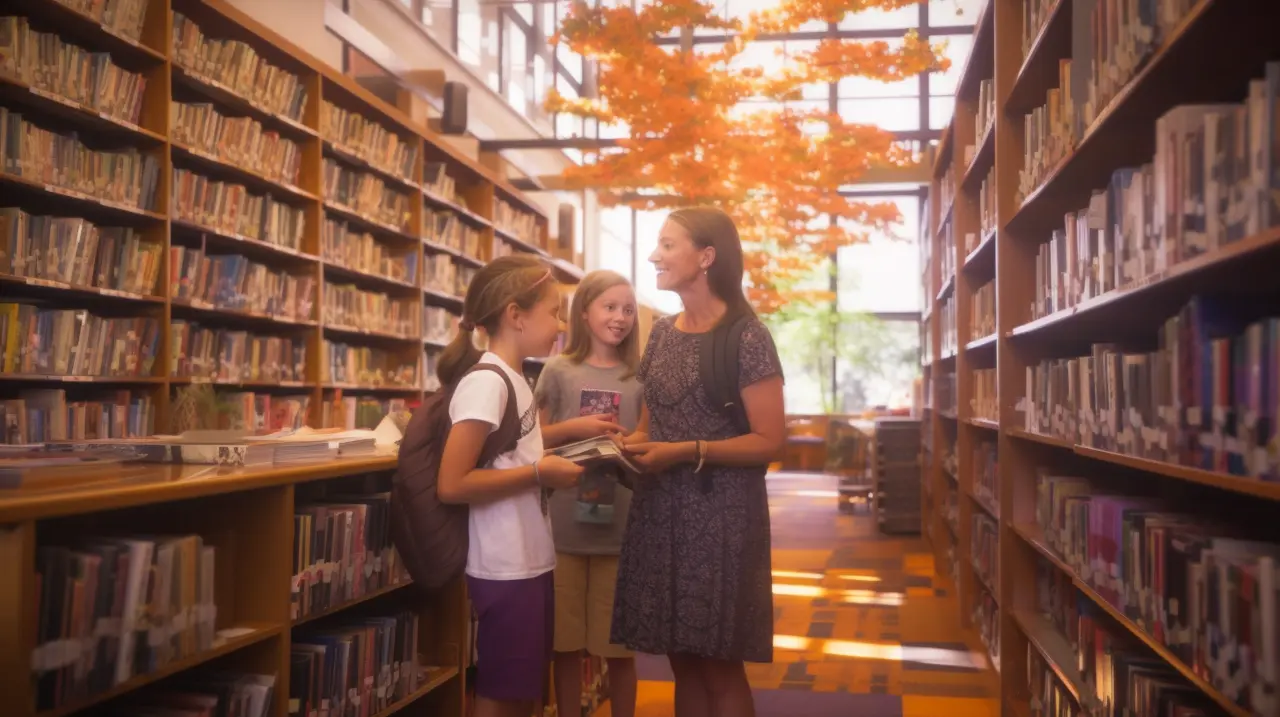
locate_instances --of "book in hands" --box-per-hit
[546,436,641,474]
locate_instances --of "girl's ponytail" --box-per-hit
[435,319,483,387]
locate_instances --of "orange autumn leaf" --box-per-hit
[551,0,945,312]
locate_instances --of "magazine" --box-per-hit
[546,435,641,475]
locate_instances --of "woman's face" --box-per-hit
[648,219,711,293]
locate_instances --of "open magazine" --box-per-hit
[545,435,641,474]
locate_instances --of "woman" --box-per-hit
[612,207,785,717]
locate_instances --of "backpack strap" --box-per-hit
[462,363,523,467]
[700,313,752,435]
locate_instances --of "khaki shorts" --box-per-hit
[553,553,632,659]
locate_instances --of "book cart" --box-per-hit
[0,0,584,443]
[920,0,1280,714]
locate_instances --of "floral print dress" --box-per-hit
[610,315,782,662]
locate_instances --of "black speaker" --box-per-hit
[557,204,576,252]
[441,81,468,135]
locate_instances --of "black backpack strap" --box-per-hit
[464,363,522,466]
[697,314,751,494]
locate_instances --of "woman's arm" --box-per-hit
[437,419,537,504]
[701,375,786,466]
[622,377,784,471]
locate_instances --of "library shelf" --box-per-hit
[0,457,470,717]
[921,0,1280,714]
[0,0,584,439]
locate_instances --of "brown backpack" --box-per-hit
[389,363,522,592]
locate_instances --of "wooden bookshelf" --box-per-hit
[0,454,473,717]
[921,0,1280,714]
[0,0,582,441]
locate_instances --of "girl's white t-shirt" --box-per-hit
[448,352,555,581]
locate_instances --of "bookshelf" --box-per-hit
[0,455,476,717]
[921,0,1280,714]
[0,0,584,443]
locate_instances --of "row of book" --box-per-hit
[972,368,996,423]
[971,280,994,339]
[56,0,150,42]
[321,394,411,431]
[425,253,468,297]
[1019,293,1280,480]
[321,340,418,389]
[424,207,483,259]
[493,198,539,244]
[970,78,995,159]
[974,584,999,674]
[0,208,163,295]
[939,295,957,357]
[1,388,154,443]
[938,164,955,234]
[106,672,275,717]
[424,306,454,345]
[172,168,306,251]
[0,108,162,211]
[971,511,998,592]
[291,491,408,621]
[0,15,147,126]
[322,158,414,232]
[192,391,307,433]
[0,303,160,377]
[423,162,456,203]
[171,321,306,384]
[1034,555,1236,717]
[972,439,997,513]
[171,100,303,187]
[319,100,418,183]
[172,13,309,124]
[291,611,422,717]
[33,535,217,710]
[322,219,418,285]
[934,370,957,415]
[1031,63,1280,324]
[978,167,995,239]
[1034,472,1279,715]
[323,283,418,338]
[171,246,316,322]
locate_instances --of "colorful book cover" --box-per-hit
[576,389,623,524]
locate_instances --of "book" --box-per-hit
[547,436,640,474]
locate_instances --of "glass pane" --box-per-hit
[599,121,630,139]
[555,112,583,138]
[929,95,955,129]
[837,97,921,131]
[633,209,682,314]
[514,0,533,24]
[457,0,482,66]
[726,0,777,22]
[503,15,528,112]
[834,319,920,412]
[420,0,454,48]
[557,43,583,83]
[598,232,633,281]
[838,3,919,30]
[928,33,973,94]
[840,51,921,100]
[835,199,921,314]
[928,0,987,26]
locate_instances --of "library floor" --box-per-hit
[590,472,999,717]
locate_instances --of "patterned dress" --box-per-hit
[610,315,782,662]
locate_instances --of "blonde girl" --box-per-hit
[533,270,642,717]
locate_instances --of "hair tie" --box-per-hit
[459,319,475,332]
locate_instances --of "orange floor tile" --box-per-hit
[588,471,998,717]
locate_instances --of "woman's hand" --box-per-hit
[612,430,649,450]
[623,441,692,473]
[536,456,584,489]
[566,414,626,441]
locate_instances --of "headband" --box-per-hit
[459,268,554,331]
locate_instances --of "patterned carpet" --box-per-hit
[592,471,999,717]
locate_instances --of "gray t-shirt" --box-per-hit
[533,355,642,555]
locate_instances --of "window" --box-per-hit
[633,209,682,314]
[419,0,454,48]
[928,0,987,26]
[839,3,919,30]
[456,0,483,66]
[835,197,920,313]
[838,97,920,131]
[929,95,955,129]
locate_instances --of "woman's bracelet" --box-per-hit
[533,458,543,487]
[694,440,706,473]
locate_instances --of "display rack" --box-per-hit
[921,0,1280,713]
[0,0,583,443]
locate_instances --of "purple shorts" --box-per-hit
[467,571,554,702]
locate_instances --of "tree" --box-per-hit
[548,0,948,313]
